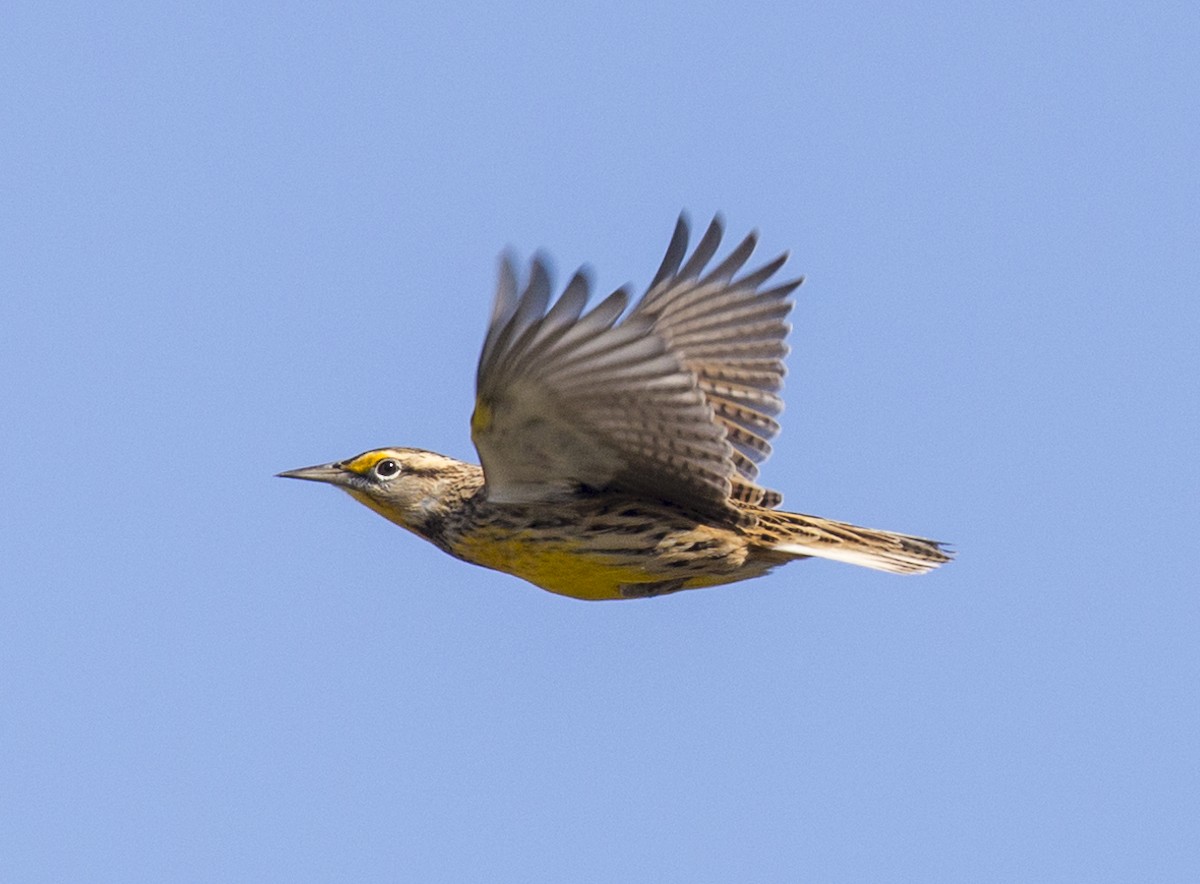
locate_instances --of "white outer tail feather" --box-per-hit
[769,516,952,575]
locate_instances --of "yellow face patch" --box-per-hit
[343,449,400,475]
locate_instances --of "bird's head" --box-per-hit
[278,447,482,537]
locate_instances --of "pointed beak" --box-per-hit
[276,462,352,486]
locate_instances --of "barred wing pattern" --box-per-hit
[632,216,801,507]
[471,215,802,524]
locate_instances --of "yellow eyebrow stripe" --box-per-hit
[343,450,397,475]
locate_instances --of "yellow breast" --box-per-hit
[454,532,665,601]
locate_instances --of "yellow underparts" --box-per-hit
[454,531,738,601]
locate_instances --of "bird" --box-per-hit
[279,215,952,600]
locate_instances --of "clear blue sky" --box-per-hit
[3,2,1197,881]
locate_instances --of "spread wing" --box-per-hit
[471,214,802,522]
[631,216,801,508]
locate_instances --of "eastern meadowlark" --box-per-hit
[280,215,952,600]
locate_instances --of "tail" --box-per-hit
[756,510,953,575]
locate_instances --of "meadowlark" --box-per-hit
[280,215,951,600]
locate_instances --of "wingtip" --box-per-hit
[565,264,594,290]
[496,250,521,295]
[528,251,555,287]
[489,252,521,324]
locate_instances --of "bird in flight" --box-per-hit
[280,215,951,600]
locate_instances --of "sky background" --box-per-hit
[3,1,1198,881]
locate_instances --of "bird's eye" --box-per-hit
[374,459,401,479]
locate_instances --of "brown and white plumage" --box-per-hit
[472,215,798,525]
[281,214,952,598]
[470,213,950,577]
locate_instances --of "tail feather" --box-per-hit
[758,511,953,575]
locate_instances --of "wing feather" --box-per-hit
[472,214,802,520]
[701,231,758,282]
[676,217,725,279]
[629,215,802,506]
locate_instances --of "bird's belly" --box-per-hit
[454,533,655,600]
[453,526,754,601]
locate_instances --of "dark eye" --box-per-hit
[375,459,401,479]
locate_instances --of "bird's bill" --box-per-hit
[275,462,352,485]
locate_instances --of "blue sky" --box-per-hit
[3,1,1198,881]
